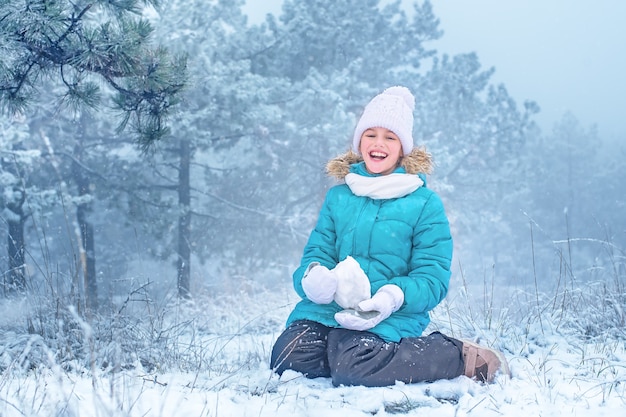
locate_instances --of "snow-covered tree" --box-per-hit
[250,0,441,84]
[127,0,294,296]
[0,114,32,293]
[521,113,616,282]
[532,113,598,235]
[0,113,57,295]
[413,52,539,274]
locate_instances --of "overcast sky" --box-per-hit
[243,1,626,140]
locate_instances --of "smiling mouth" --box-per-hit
[369,151,388,161]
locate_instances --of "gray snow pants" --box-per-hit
[270,320,465,387]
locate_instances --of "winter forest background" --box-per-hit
[0,1,625,415]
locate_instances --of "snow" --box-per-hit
[1,281,624,417]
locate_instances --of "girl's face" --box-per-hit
[359,127,403,175]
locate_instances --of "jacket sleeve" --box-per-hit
[389,191,453,314]
[292,189,340,298]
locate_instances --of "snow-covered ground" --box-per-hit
[1,281,625,416]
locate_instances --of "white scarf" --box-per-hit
[345,173,424,200]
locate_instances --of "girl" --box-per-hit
[270,86,509,387]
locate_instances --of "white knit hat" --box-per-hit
[352,86,415,155]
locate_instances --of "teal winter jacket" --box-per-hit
[286,148,453,342]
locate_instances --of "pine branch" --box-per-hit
[0,0,188,148]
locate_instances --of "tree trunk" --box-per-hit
[73,142,97,311]
[177,138,191,298]
[76,201,97,310]
[6,189,26,294]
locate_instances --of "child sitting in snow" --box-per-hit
[270,86,510,387]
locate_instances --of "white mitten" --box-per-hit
[335,284,404,331]
[332,256,371,309]
[301,263,337,304]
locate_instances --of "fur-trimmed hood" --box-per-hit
[325,147,433,180]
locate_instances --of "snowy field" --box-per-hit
[1,279,625,417]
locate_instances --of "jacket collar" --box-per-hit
[326,147,433,180]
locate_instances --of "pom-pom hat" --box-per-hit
[352,86,416,155]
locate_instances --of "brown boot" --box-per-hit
[462,340,510,383]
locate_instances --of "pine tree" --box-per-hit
[144,0,291,296]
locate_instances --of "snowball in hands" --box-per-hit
[335,284,404,331]
[332,256,371,309]
[301,264,338,304]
